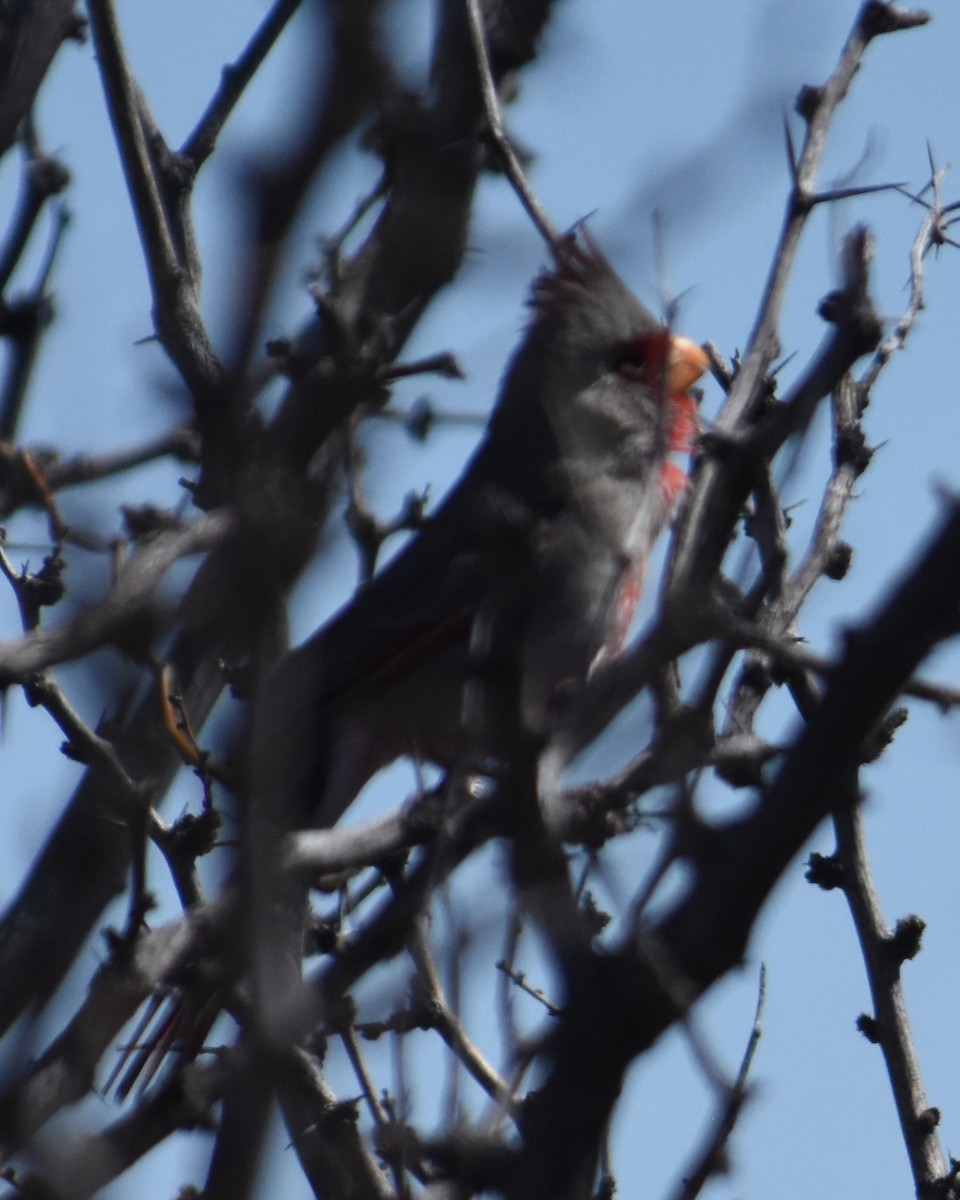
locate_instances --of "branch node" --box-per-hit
[916,1106,941,1135]
[805,852,845,891]
[834,421,874,475]
[888,913,926,963]
[860,0,931,40]
[824,540,853,581]
[861,705,908,763]
[856,1012,881,1043]
[795,84,824,122]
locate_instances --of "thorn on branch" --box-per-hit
[808,180,909,209]
[59,737,87,762]
[479,123,536,179]
[782,109,802,196]
[371,396,493,444]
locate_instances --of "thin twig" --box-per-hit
[860,175,947,392]
[494,961,563,1018]
[407,923,515,1111]
[0,509,234,681]
[832,790,949,1192]
[0,127,70,295]
[21,671,146,806]
[464,0,559,248]
[669,1,926,599]
[41,427,199,493]
[341,1026,390,1126]
[669,966,767,1200]
[181,0,306,167]
[87,0,227,482]
[0,196,70,443]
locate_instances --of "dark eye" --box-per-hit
[612,331,668,382]
[612,333,657,379]
[613,341,647,374]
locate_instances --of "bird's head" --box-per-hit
[522,232,708,484]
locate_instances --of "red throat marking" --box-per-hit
[609,566,646,657]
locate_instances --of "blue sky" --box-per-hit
[3,1,960,1196]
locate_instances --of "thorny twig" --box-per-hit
[669,1,928,601]
[827,805,953,1198]
[2,4,958,1199]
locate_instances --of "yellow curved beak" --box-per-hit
[668,337,710,393]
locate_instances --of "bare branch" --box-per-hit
[181,0,306,168]
[0,426,198,516]
[0,898,228,1158]
[670,1,926,599]
[827,805,949,1193]
[669,965,767,1200]
[464,0,559,248]
[511,499,960,1200]
[0,129,70,295]
[0,509,233,681]
[86,0,228,499]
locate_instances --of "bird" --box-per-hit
[107,230,708,1100]
[253,230,708,835]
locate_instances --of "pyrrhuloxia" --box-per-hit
[257,232,708,832]
[109,232,707,1099]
